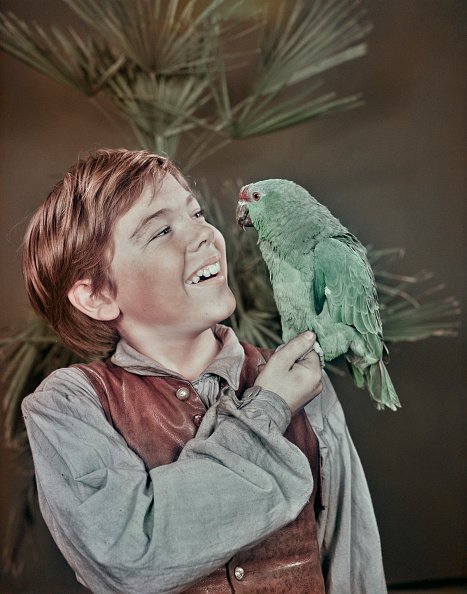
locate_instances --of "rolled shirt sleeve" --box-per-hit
[22,368,313,594]
[305,372,387,594]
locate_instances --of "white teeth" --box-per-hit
[187,261,221,284]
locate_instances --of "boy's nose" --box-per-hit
[187,220,215,251]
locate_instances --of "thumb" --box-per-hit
[274,332,316,368]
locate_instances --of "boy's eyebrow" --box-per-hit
[130,193,197,241]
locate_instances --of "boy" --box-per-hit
[21,149,387,593]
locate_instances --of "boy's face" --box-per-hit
[108,173,236,342]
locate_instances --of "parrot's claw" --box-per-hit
[293,338,325,368]
[312,340,325,368]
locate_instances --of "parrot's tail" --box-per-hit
[350,360,401,411]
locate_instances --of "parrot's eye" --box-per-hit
[252,192,261,201]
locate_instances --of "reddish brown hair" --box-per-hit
[22,148,189,359]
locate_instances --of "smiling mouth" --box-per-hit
[186,261,221,285]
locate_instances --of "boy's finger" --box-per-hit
[274,332,316,368]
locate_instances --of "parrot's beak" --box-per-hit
[236,202,253,229]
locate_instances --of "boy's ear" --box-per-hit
[67,279,120,321]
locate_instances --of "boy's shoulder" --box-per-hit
[22,364,102,415]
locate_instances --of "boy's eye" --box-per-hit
[148,209,204,242]
[149,226,171,241]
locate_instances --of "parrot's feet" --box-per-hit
[295,339,325,368]
[312,340,325,368]
[314,323,355,361]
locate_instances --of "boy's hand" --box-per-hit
[254,332,323,415]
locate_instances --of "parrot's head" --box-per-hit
[236,179,316,239]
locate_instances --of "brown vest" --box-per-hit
[75,342,325,593]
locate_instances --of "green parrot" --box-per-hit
[236,179,400,411]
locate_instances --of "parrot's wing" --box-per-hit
[313,237,383,337]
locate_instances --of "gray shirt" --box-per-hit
[22,325,387,593]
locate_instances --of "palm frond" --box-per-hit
[369,249,461,341]
[64,0,227,75]
[234,89,363,137]
[0,12,123,95]
[105,70,213,155]
[254,0,370,94]
[227,0,370,137]
[0,0,374,165]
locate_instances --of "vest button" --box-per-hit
[193,413,204,427]
[175,387,190,400]
[234,566,245,581]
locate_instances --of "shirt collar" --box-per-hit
[110,324,245,390]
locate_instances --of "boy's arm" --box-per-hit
[23,366,312,594]
[305,373,388,594]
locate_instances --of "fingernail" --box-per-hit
[303,331,315,340]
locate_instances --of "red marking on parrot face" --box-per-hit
[239,187,253,202]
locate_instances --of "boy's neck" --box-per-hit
[121,326,221,381]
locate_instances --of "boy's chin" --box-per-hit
[223,292,237,319]
[208,293,237,328]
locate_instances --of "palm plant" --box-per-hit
[0,0,459,576]
[0,0,370,167]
